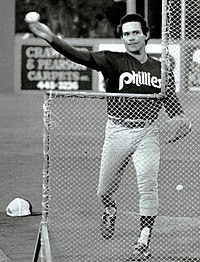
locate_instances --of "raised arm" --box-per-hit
[28,22,97,69]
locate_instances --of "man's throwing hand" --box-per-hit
[24,14,54,42]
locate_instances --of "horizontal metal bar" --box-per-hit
[46,91,164,99]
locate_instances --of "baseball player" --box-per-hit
[27,13,191,261]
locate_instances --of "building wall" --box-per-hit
[0,0,15,94]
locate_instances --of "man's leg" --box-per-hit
[130,126,160,259]
[99,154,131,239]
[97,120,132,238]
[139,215,156,247]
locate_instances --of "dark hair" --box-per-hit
[117,13,149,37]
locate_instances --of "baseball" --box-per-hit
[176,184,183,191]
[25,12,40,23]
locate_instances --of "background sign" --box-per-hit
[21,45,92,91]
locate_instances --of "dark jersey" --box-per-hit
[88,51,183,120]
[90,51,161,94]
[50,37,183,121]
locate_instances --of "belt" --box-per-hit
[108,116,154,128]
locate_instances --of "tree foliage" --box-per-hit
[16,0,162,38]
[16,0,126,38]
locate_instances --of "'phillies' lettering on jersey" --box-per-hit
[88,50,183,120]
[119,71,161,90]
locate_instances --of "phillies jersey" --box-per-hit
[90,51,161,94]
[89,51,184,120]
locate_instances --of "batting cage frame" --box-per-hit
[34,90,200,262]
[36,91,164,262]
[32,0,200,261]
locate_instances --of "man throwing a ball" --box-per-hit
[26,12,191,260]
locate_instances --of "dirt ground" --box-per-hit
[0,213,41,261]
[0,93,44,261]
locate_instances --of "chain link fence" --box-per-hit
[37,0,200,261]
[40,89,199,261]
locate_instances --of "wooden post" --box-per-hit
[126,0,136,14]
[144,0,148,23]
[160,0,168,95]
[180,0,186,91]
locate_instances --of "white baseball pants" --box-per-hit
[97,119,160,216]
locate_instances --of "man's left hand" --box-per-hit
[167,116,192,143]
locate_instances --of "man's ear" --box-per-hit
[145,31,150,41]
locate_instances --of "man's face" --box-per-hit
[121,21,147,53]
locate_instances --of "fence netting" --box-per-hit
[40,0,200,260]
[42,89,199,261]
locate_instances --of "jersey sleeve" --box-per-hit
[50,35,99,70]
[89,51,116,77]
[163,70,184,118]
[50,36,115,74]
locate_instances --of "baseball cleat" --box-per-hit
[125,242,151,261]
[100,204,117,239]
